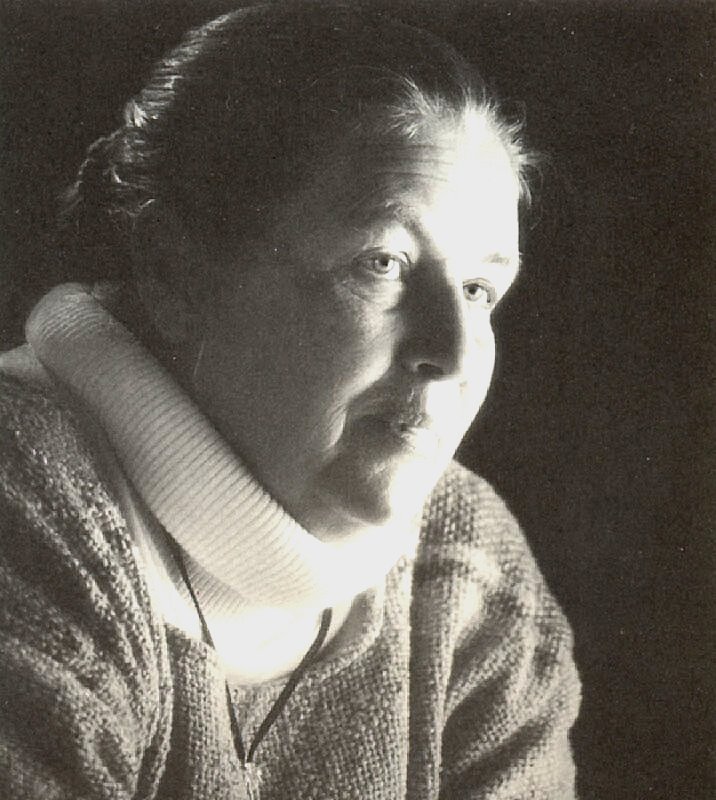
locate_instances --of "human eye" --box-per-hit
[463,279,497,310]
[354,250,409,281]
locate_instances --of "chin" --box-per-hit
[309,454,445,537]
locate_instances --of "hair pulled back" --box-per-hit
[60,1,531,284]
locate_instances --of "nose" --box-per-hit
[398,276,484,381]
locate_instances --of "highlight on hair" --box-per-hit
[58,1,534,283]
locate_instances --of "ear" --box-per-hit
[129,202,202,345]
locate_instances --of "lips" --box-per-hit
[353,409,441,457]
[387,418,440,455]
[351,387,455,458]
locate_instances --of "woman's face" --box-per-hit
[192,112,520,540]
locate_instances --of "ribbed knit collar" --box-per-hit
[26,284,417,610]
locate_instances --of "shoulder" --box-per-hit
[415,463,581,798]
[0,344,166,694]
[420,460,536,589]
[0,345,152,630]
[418,460,576,655]
[0,348,171,794]
[423,460,517,542]
[0,347,129,553]
[0,344,98,481]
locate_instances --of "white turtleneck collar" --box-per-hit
[26,284,418,613]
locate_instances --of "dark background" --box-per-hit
[1,1,713,797]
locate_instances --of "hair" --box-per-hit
[57,1,534,285]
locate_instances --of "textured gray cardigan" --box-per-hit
[0,367,580,799]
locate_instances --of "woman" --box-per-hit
[0,3,579,798]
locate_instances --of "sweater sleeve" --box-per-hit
[0,377,171,800]
[418,464,581,800]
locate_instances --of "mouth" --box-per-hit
[387,418,440,455]
[350,390,452,459]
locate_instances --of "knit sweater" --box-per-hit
[0,362,580,799]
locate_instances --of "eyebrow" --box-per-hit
[342,180,418,228]
[339,179,521,271]
[484,252,521,269]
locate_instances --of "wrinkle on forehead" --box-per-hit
[270,111,519,262]
[338,116,519,218]
[340,153,519,232]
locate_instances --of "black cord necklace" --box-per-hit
[163,531,332,800]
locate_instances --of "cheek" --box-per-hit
[204,273,398,438]
[291,277,398,386]
[461,322,497,414]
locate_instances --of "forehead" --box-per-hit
[273,112,520,256]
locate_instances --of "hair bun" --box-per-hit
[64,129,123,215]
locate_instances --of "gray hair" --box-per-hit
[59,1,533,282]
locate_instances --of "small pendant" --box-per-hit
[241,762,263,800]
